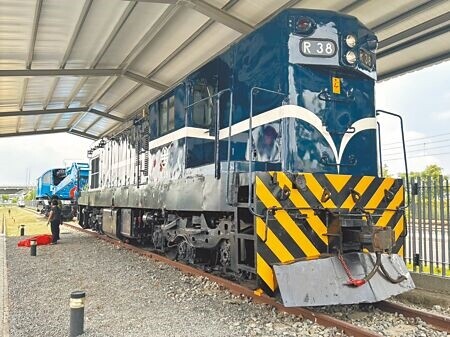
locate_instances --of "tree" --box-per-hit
[1,194,9,202]
[24,189,36,201]
[421,164,443,181]
[382,164,392,177]
[12,197,18,203]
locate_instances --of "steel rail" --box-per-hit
[62,222,380,337]
[375,301,450,333]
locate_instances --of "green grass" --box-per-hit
[0,206,50,237]
[406,261,450,277]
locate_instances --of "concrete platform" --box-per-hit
[395,273,450,310]
[411,273,450,295]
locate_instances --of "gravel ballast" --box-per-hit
[315,304,449,337]
[6,227,344,337]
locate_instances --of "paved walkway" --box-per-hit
[0,233,9,337]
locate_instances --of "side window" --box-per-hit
[159,99,168,134]
[192,82,215,128]
[158,95,175,136]
[90,157,100,189]
[43,172,51,184]
[168,96,175,130]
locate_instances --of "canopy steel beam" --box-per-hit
[123,71,169,91]
[0,68,167,91]
[45,0,93,132]
[378,12,450,50]
[64,2,138,109]
[128,0,177,3]
[84,116,102,133]
[127,0,254,34]
[378,51,450,81]
[0,68,120,77]
[0,107,124,122]
[371,0,446,32]
[378,24,450,59]
[148,0,239,77]
[340,0,370,14]
[61,0,94,68]
[50,114,63,130]
[64,78,89,109]
[84,4,179,111]
[68,129,99,140]
[89,109,125,122]
[27,0,43,69]
[44,0,94,113]
[183,0,253,34]
[104,0,238,115]
[0,107,86,118]
[0,128,70,138]
[19,0,43,132]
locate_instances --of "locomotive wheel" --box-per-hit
[219,240,231,268]
[176,240,195,263]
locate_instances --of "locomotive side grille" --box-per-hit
[142,132,149,177]
[254,172,405,293]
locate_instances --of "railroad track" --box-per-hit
[374,301,450,333]
[61,221,450,337]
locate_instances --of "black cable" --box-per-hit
[379,258,407,284]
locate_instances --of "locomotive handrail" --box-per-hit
[248,87,287,216]
[185,88,233,181]
[376,109,410,210]
[184,89,230,110]
[377,121,383,177]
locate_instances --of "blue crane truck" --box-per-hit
[36,162,89,220]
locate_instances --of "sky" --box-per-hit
[0,133,92,186]
[376,60,450,176]
[0,60,449,185]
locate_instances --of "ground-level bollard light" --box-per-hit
[20,224,25,236]
[30,239,37,256]
[70,291,85,337]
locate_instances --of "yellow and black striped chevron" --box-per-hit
[254,171,405,293]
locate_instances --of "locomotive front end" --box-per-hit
[251,10,414,306]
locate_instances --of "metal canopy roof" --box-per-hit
[0,0,449,140]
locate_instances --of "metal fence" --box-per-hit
[406,175,450,277]
[25,200,37,208]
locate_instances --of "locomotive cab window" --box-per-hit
[158,95,175,136]
[90,157,100,189]
[192,82,215,128]
[159,100,168,134]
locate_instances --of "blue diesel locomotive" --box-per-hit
[79,9,414,306]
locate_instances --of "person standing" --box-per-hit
[47,199,61,245]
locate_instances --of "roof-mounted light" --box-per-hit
[365,36,378,52]
[296,17,315,34]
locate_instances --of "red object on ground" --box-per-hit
[17,234,53,247]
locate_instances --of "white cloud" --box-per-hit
[0,134,92,186]
[433,110,450,121]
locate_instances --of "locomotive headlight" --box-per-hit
[345,50,357,64]
[345,34,357,48]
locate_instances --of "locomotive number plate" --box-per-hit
[300,39,337,57]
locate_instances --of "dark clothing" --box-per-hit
[49,205,62,243]
[50,220,60,243]
[50,205,62,223]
